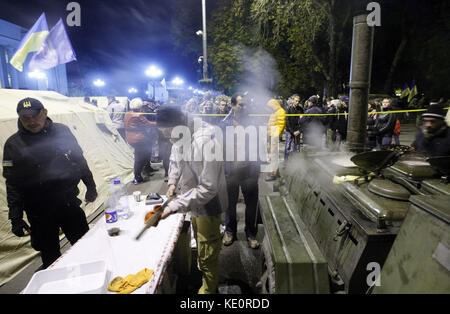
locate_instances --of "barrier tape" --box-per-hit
[81,107,449,117]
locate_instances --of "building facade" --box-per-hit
[0,18,68,95]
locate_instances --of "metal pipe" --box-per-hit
[347,14,375,152]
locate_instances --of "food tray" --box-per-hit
[23,260,108,294]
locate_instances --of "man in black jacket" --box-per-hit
[299,95,325,149]
[411,104,450,157]
[2,98,98,268]
[374,98,397,149]
[284,94,303,160]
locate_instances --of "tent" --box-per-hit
[0,89,134,286]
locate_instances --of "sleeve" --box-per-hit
[2,142,25,220]
[167,144,182,186]
[167,158,221,213]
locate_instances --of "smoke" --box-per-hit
[239,47,281,112]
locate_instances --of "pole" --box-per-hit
[202,0,208,80]
[347,14,374,153]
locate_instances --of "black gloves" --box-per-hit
[85,186,98,203]
[11,218,31,237]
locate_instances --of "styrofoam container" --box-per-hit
[23,261,109,294]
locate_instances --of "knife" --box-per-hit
[135,195,175,241]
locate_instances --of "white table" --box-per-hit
[36,195,186,294]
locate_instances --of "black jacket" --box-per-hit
[411,126,450,157]
[2,118,96,219]
[374,107,397,137]
[286,105,303,134]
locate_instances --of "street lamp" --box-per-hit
[28,70,47,80]
[28,70,48,90]
[93,79,105,87]
[145,65,163,101]
[128,87,138,94]
[172,77,184,86]
[145,65,163,78]
[93,79,105,96]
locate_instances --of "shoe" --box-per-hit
[148,167,158,173]
[132,178,144,185]
[247,237,260,249]
[164,176,168,183]
[223,232,234,246]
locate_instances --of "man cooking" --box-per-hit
[157,106,228,294]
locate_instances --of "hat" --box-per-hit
[422,104,447,120]
[129,98,143,110]
[17,98,44,116]
[157,106,186,127]
[307,96,318,104]
[340,96,349,103]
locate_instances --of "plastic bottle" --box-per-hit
[111,178,130,220]
[105,181,121,236]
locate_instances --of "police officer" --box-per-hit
[2,98,98,268]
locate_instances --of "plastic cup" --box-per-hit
[133,191,141,202]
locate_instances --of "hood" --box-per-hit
[267,99,282,111]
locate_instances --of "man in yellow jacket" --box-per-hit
[266,99,286,181]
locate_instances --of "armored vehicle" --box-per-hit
[258,148,450,294]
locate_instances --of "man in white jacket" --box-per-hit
[157,106,228,294]
[106,96,127,140]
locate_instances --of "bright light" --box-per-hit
[128,88,138,93]
[196,30,203,36]
[145,65,163,78]
[28,70,47,80]
[188,86,193,90]
[172,77,184,86]
[93,79,105,87]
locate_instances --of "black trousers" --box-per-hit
[27,201,89,268]
[131,142,152,181]
[225,168,259,239]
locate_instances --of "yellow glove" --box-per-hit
[108,268,154,294]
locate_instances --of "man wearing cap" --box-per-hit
[411,104,450,157]
[157,106,228,294]
[2,98,98,268]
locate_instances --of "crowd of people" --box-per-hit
[2,90,449,294]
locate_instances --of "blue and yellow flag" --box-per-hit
[408,79,418,103]
[29,19,77,70]
[10,13,49,72]
[400,83,410,99]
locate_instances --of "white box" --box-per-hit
[23,260,109,294]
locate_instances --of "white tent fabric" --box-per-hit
[0,89,134,286]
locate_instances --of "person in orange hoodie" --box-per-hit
[266,98,286,181]
[124,98,157,184]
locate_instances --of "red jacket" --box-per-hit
[124,111,156,144]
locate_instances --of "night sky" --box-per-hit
[0,0,205,95]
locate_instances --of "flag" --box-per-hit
[400,83,410,99]
[10,13,49,72]
[408,79,418,103]
[29,19,77,71]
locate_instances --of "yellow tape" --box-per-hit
[79,107,449,117]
